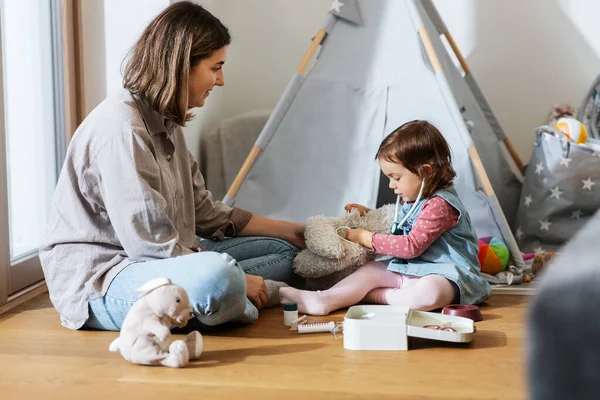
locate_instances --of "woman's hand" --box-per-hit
[344,203,371,216]
[246,274,268,310]
[284,221,306,249]
[347,228,373,249]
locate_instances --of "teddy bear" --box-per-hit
[293,203,396,290]
[109,277,203,368]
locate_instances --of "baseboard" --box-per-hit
[491,281,537,295]
[0,281,47,315]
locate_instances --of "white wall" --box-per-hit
[193,0,330,126]
[82,0,600,164]
[80,0,169,115]
[435,0,600,162]
[104,0,171,99]
[80,0,106,116]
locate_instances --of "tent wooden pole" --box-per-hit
[418,27,442,73]
[469,144,526,270]
[468,146,494,196]
[443,32,471,75]
[225,29,327,201]
[298,29,327,74]
[419,27,498,200]
[226,147,261,201]
[501,137,525,171]
[444,31,525,172]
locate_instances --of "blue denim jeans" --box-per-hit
[84,236,299,331]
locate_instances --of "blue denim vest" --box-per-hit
[387,186,492,305]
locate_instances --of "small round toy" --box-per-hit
[478,236,509,275]
[442,304,483,322]
[555,117,588,144]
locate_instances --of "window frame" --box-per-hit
[0,0,82,307]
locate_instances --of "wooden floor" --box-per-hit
[0,293,530,400]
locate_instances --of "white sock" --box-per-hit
[264,280,289,308]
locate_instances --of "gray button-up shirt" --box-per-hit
[40,89,252,329]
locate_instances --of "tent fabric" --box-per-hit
[200,109,271,200]
[228,0,524,269]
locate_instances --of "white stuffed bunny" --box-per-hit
[109,277,203,368]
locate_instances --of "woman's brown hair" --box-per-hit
[375,120,456,198]
[123,1,230,126]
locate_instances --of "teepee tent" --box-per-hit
[223,0,525,269]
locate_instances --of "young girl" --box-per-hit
[280,120,491,315]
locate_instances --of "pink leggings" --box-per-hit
[360,262,456,309]
[280,261,457,316]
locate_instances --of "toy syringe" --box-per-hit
[288,316,342,337]
[297,321,336,334]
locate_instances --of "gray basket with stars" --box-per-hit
[515,125,600,253]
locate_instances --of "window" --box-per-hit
[0,0,67,303]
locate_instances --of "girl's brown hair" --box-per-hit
[375,120,456,198]
[123,1,230,126]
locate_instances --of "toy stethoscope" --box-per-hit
[389,180,425,235]
[337,180,425,244]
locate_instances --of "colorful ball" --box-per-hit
[555,117,588,144]
[478,236,509,275]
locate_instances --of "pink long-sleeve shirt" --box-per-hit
[372,197,459,259]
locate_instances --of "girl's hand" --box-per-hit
[347,228,373,249]
[344,203,371,216]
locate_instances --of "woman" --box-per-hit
[40,1,304,331]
